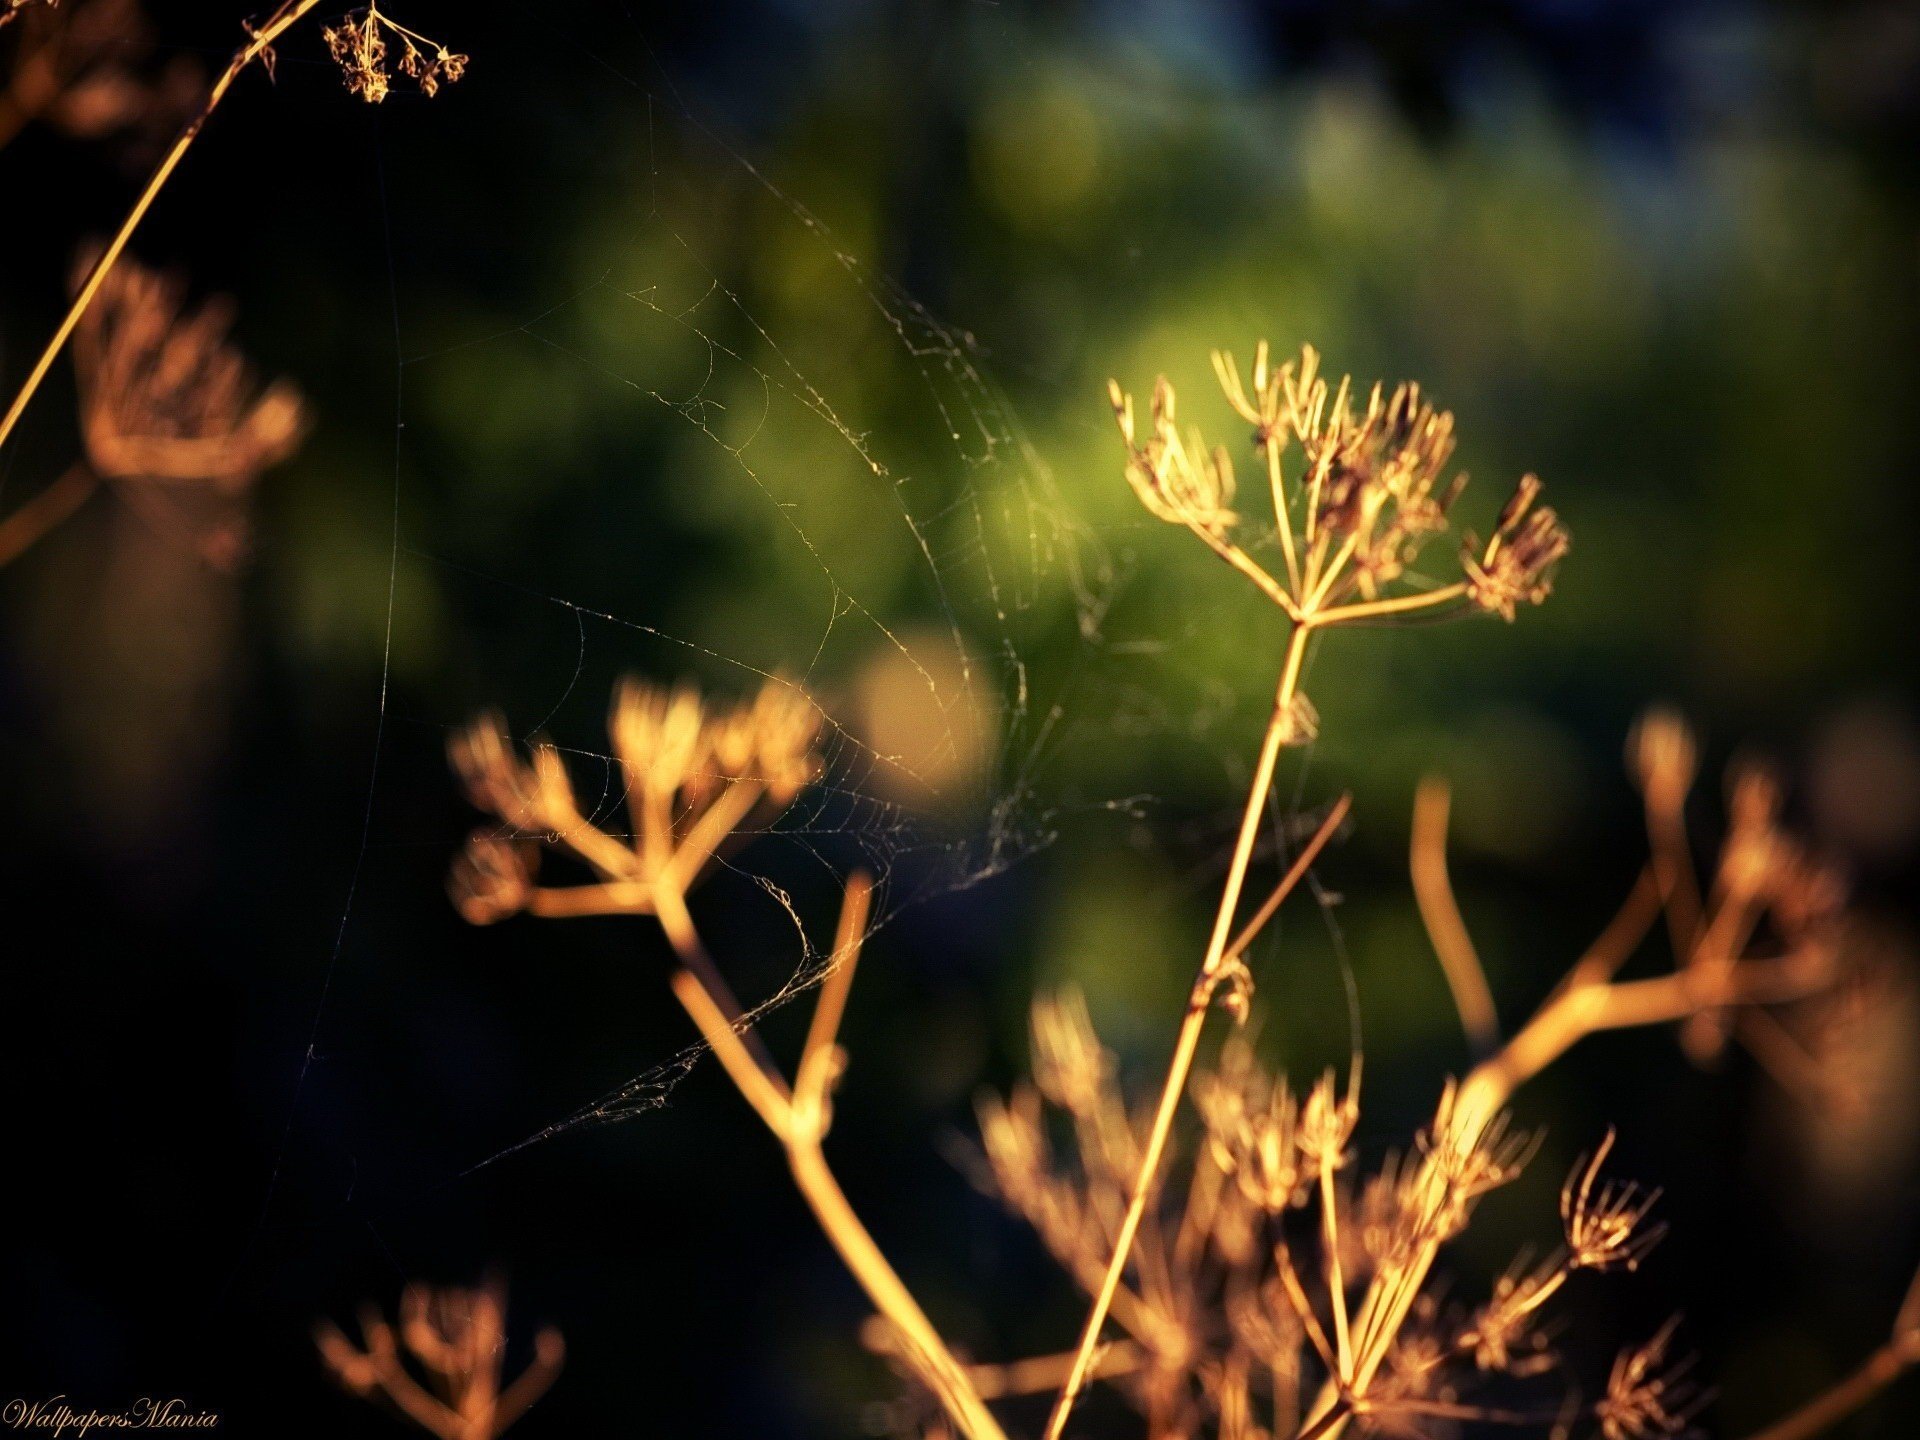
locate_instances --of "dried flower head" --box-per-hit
[1597,1318,1699,1440]
[1296,1061,1361,1182]
[1110,376,1239,534]
[1466,1253,1564,1372]
[70,248,307,566]
[1284,346,1468,586]
[1463,473,1570,620]
[1197,1042,1304,1211]
[1414,1079,1537,1241]
[448,675,824,923]
[316,1277,563,1440]
[1109,342,1567,643]
[1562,1129,1666,1273]
[1030,990,1115,1118]
[448,832,537,927]
[325,4,467,104]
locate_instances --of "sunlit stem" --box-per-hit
[1319,1163,1353,1378]
[1410,777,1499,1054]
[1315,582,1469,627]
[1744,1334,1920,1440]
[0,0,325,457]
[0,462,96,568]
[1043,629,1335,1440]
[1267,438,1302,594]
[667,885,1007,1440]
[1195,523,1302,621]
[1302,533,1360,615]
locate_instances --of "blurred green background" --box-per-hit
[3,0,1919,1435]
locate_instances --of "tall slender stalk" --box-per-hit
[1041,642,1332,1440]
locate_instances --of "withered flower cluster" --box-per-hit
[969,704,1890,1440]
[316,1277,563,1440]
[980,996,1675,1440]
[324,3,468,104]
[70,251,307,566]
[448,675,822,926]
[1113,342,1569,635]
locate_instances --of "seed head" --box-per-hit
[1466,1254,1562,1372]
[1597,1319,1699,1440]
[1109,376,1239,534]
[1628,708,1698,815]
[71,249,307,566]
[1463,473,1570,619]
[1561,1129,1666,1273]
[1296,1061,1361,1182]
[325,4,467,104]
[449,832,537,926]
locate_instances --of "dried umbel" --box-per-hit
[325,4,467,104]
[315,1277,563,1440]
[447,674,822,925]
[67,250,306,565]
[1113,343,1569,645]
[1039,347,1568,1440]
[1597,1319,1700,1440]
[1562,1129,1667,1273]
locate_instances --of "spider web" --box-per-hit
[281,7,1336,1202]
[359,30,1122,1168]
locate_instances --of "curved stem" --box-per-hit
[1410,777,1499,1054]
[1744,1340,1918,1440]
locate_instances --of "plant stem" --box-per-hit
[666,891,1007,1440]
[0,462,95,568]
[1043,624,1319,1440]
[1410,777,1499,1054]
[1743,1340,1919,1440]
[0,0,323,457]
[1315,582,1468,626]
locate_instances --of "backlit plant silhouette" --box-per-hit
[447,349,1919,1440]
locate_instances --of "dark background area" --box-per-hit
[3,1,1920,1435]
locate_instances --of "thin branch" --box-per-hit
[1409,777,1499,1055]
[0,462,96,568]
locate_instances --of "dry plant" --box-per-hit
[0,248,308,568]
[0,0,462,460]
[974,707,1900,1440]
[316,1276,563,1440]
[0,250,306,568]
[444,349,1919,1440]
